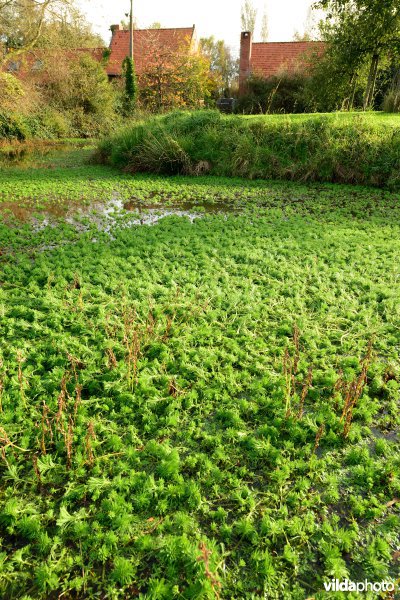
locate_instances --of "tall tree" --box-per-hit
[241,0,257,34]
[199,36,238,95]
[260,5,269,42]
[293,6,321,41]
[315,0,400,108]
[1,1,66,61]
[37,6,103,48]
[0,0,102,63]
[139,34,213,111]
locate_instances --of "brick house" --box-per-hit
[106,24,196,78]
[239,31,324,95]
[3,24,196,80]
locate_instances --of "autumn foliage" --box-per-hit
[137,34,215,111]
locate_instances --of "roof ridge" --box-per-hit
[252,40,322,45]
[117,26,195,32]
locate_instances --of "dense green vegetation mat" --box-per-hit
[0,144,399,598]
[98,110,400,189]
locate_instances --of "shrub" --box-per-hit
[66,107,116,138]
[0,112,31,141]
[122,57,138,115]
[383,90,400,113]
[236,72,312,115]
[0,58,117,140]
[40,109,70,138]
[0,73,26,112]
[0,73,43,112]
[42,54,115,115]
[39,52,117,136]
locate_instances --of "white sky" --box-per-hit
[77,0,318,53]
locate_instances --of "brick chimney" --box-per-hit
[239,31,252,96]
[110,24,122,35]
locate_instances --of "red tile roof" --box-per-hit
[251,41,324,78]
[107,27,196,76]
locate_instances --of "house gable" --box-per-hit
[239,31,324,95]
[106,25,196,77]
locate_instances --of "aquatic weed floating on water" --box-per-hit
[0,142,399,598]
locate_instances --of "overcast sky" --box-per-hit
[77,0,319,53]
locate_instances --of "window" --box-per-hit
[7,60,21,72]
[32,59,44,71]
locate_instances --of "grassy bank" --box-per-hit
[0,146,400,598]
[97,110,400,188]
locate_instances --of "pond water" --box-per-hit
[0,194,240,231]
[0,140,242,231]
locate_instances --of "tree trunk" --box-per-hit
[391,66,400,92]
[349,73,358,111]
[343,72,357,111]
[363,54,379,110]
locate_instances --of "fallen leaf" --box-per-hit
[386,498,400,508]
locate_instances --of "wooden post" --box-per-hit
[129,0,133,60]
[239,31,252,97]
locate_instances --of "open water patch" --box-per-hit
[0,193,241,232]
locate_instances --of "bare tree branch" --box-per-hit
[0,0,72,64]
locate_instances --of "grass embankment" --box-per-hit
[97,110,400,188]
[0,145,399,598]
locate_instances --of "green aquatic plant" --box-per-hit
[0,143,399,599]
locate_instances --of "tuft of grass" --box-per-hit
[383,91,400,114]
